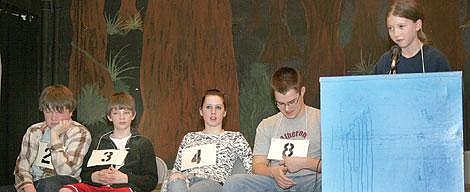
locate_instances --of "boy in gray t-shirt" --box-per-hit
[223,67,322,192]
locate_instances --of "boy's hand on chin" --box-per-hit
[50,120,71,136]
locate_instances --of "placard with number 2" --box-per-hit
[33,141,53,169]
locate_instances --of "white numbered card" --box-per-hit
[181,144,216,171]
[87,149,128,167]
[33,141,53,169]
[267,138,309,160]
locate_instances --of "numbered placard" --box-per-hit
[267,138,309,160]
[87,149,128,167]
[33,141,53,169]
[181,144,216,170]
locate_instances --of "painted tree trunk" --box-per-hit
[119,0,138,20]
[344,0,387,74]
[259,0,302,69]
[301,0,345,108]
[139,0,240,164]
[69,0,113,96]
[423,0,465,70]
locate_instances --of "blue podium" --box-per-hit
[320,72,463,192]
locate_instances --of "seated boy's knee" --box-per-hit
[59,188,74,192]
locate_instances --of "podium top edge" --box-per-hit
[319,71,462,83]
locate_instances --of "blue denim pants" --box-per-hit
[222,173,321,192]
[167,176,223,192]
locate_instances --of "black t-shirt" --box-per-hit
[374,45,451,74]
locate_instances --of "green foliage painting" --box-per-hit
[105,11,143,36]
[105,13,125,36]
[77,84,107,126]
[72,42,139,137]
[349,49,376,75]
[71,42,138,93]
[106,45,139,83]
[239,62,277,146]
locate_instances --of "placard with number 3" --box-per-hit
[181,144,216,170]
[267,138,309,160]
[87,149,128,167]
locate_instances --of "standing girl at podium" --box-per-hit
[374,0,451,74]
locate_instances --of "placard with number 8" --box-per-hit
[267,138,309,160]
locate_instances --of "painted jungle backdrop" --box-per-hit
[1,0,469,183]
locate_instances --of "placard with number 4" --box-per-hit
[181,144,216,170]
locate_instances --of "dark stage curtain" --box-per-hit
[0,9,41,185]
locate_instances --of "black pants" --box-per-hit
[0,175,78,192]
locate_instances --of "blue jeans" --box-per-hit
[167,176,223,192]
[0,175,78,192]
[222,173,321,192]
